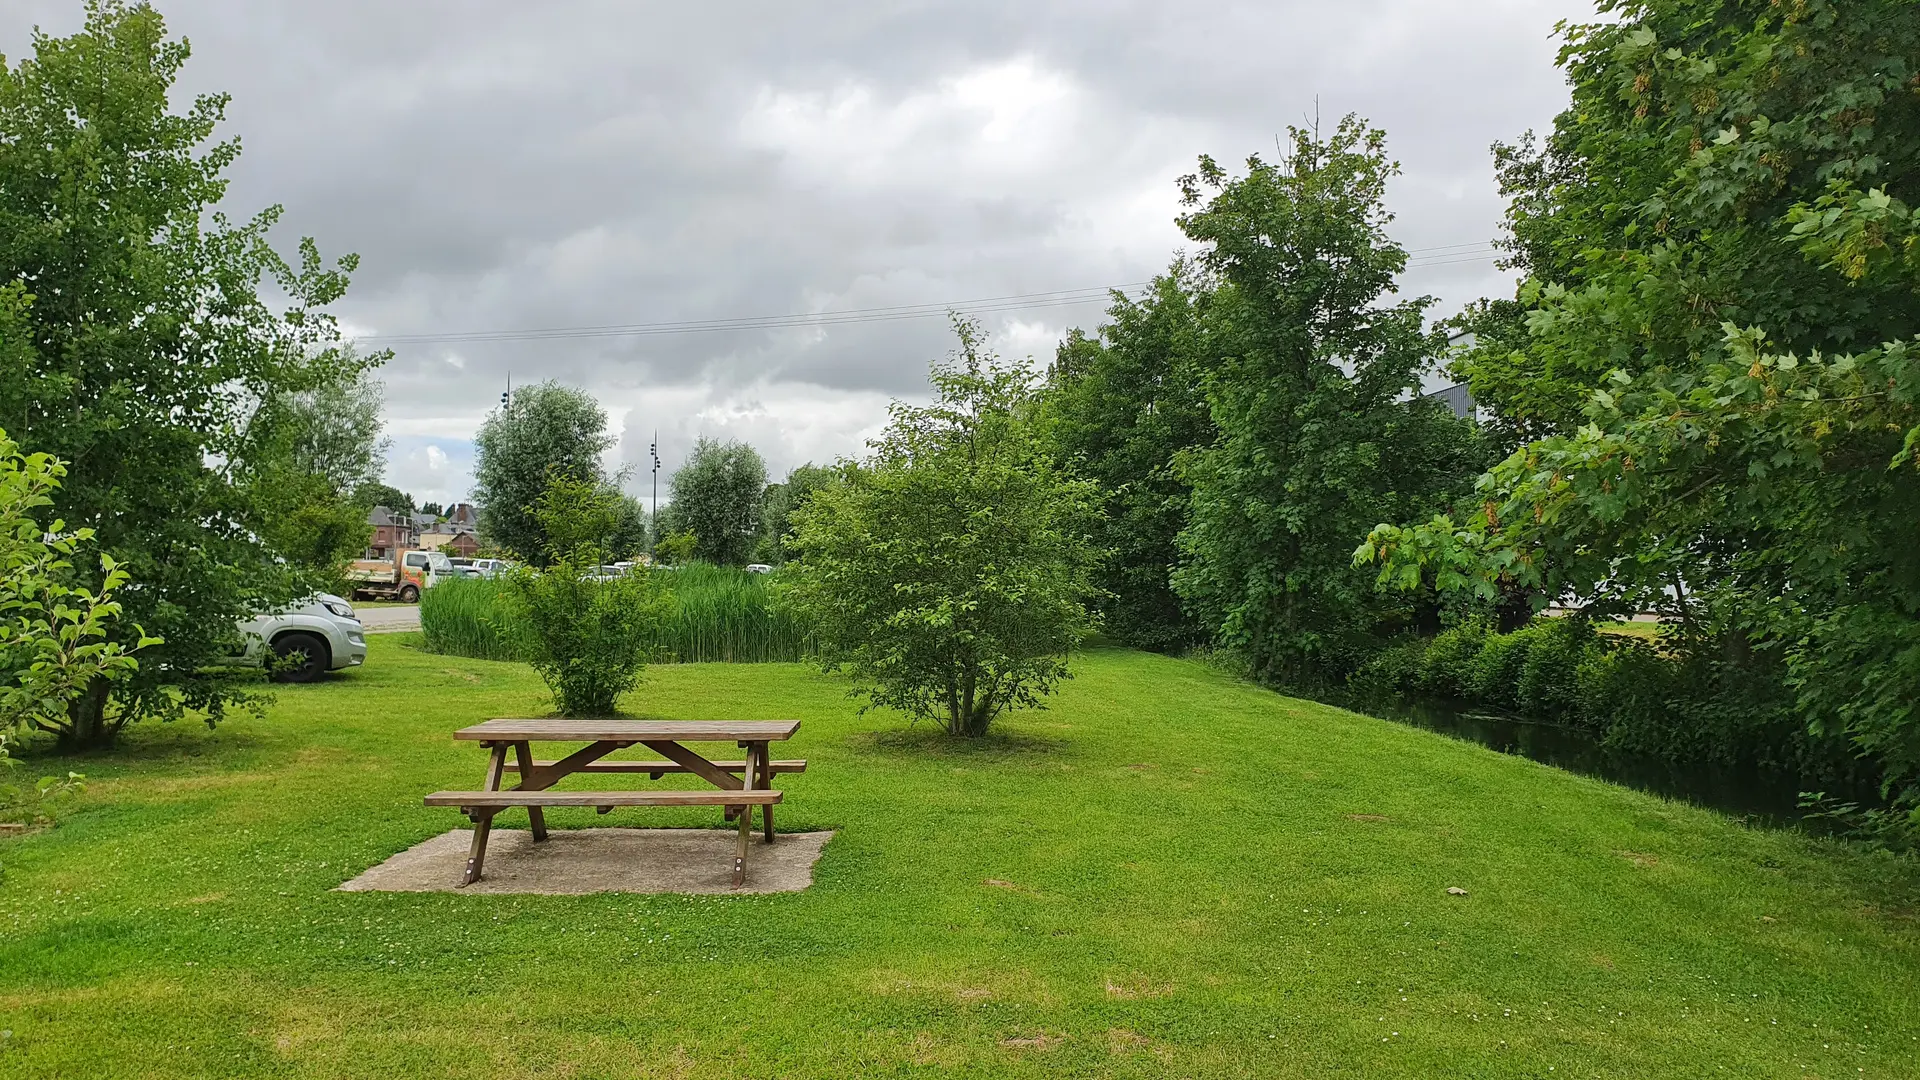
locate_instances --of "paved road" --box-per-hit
[355,605,421,634]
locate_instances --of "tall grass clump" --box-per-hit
[419,577,527,661]
[654,563,813,663]
[418,564,812,664]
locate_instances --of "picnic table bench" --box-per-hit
[425,718,802,888]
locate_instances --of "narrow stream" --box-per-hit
[1363,699,1857,825]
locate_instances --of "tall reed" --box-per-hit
[418,577,526,661]
[417,564,813,664]
[651,563,815,663]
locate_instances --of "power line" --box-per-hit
[1405,254,1503,269]
[1405,241,1496,255]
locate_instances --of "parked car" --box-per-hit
[744,563,774,575]
[466,558,510,578]
[236,593,368,683]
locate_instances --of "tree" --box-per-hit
[607,492,647,561]
[471,382,613,564]
[788,319,1102,737]
[668,438,767,566]
[244,363,388,586]
[1171,119,1484,689]
[0,2,381,745]
[419,501,444,518]
[353,483,414,515]
[1361,0,1920,835]
[1454,0,1920,441]
[753,463,835,564]
[253,357,389,493]
[1043,262,1215,652]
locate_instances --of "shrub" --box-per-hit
[787,320,1102,737]
[0,430,151,744]
[490,472,672,715]
[1349,637,1429,702]
[0,732,84,826]
[1469,624,1536,704]
[499,562,667,716]
[1415,621,1489,698]
[654,531,697,566]
[1515,618,1599,724]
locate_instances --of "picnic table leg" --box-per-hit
[512,740,548,842]
[754,741,774,843]
[733,740,757,888]
[463,743,509,885]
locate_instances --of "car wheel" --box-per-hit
[270,632,329,684]
[398,584,420,603]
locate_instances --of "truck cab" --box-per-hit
[401,548,456,586]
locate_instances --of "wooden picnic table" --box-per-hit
[425,718,803,888]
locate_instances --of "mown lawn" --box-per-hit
[1,637,1916,1078]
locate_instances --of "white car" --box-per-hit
[744,563,774,574]
[237,593,369,683]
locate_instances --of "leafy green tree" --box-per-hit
[254,359,389,493]
[668,438,767,566]
[419,501,444,518]
[245,364,388,587]
[1455,0,1920,440]
[352,483,414,515]
[607,492,647,561]
[788,319,1102,737]
[1043,262,1215,652]
[0,2,380,745]
[753,463,835,564]
[1362,0,1920,835]
[471,382,613,564]
[1171,119,1484,688]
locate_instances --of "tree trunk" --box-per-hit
[61,677,115,750]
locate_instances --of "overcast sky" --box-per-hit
[7,0,1596,509]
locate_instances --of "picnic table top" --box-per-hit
[454,718,801,742]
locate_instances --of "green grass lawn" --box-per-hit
[1,638,1916,1078]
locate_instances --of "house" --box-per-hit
[366,506,416,559]
[419,529,481,557]
[1423,382,1476,420]
[1419,330,1479,421]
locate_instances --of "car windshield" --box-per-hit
[427,552,454,572]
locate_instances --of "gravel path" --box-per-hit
[354,605,421,633]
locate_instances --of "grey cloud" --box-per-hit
[6,0,1596,495]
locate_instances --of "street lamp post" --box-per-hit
[650,431,661,552]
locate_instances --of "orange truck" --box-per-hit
[346,548,458,603]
